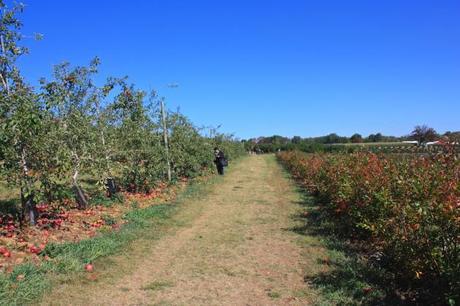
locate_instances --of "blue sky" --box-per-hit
[15,0,460,139]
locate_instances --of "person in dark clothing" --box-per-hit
[214,147,226,175]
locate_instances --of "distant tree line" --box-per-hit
[243,126,460,153]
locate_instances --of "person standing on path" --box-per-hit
[214,147,227,175]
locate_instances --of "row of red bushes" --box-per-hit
[277,150,459,303]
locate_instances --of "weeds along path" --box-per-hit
[40,155,326,306]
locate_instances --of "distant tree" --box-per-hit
[324,133,340,144]
[268,135,289,145]
[444,131,460,143]
[350,133,363,143]
[367,133,383,142]
[410,125,438,145]
[292,136,302,144]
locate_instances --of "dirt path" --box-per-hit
[41,155,326,306]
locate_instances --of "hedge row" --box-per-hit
[277,150,459,304]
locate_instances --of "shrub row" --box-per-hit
[277,150,460,304]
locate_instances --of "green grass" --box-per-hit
[0,174,218,306]
[0,182,16,200]
[141,280,174,291]
[267,291,281,299]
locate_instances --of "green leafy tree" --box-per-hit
[292,136,302,144]
[114,85,164,193]
[168,111,212,178]
[0,87,46,225]
[210,130,245,163]
[350,133,363,143]
[0,2,44,224]
[91,76,127,197]
[40,59,100,209]
[0,1,25,94]
[367,132,383,142]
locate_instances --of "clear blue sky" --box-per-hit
[15,0,460,139]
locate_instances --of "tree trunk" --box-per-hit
[73,184,88,209]
[160,98,172,181]
[106,177,117,197]
[99,127,117,197]
[21,187,37,226]
[19,148,38,225]
[72,170,88,209]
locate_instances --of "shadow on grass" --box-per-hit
[289,187,415,306]
[0,198,21,219]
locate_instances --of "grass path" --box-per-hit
[40,155,329,306]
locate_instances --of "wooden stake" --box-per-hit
[160,98,172,181]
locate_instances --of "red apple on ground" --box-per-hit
[85,263,94,272]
